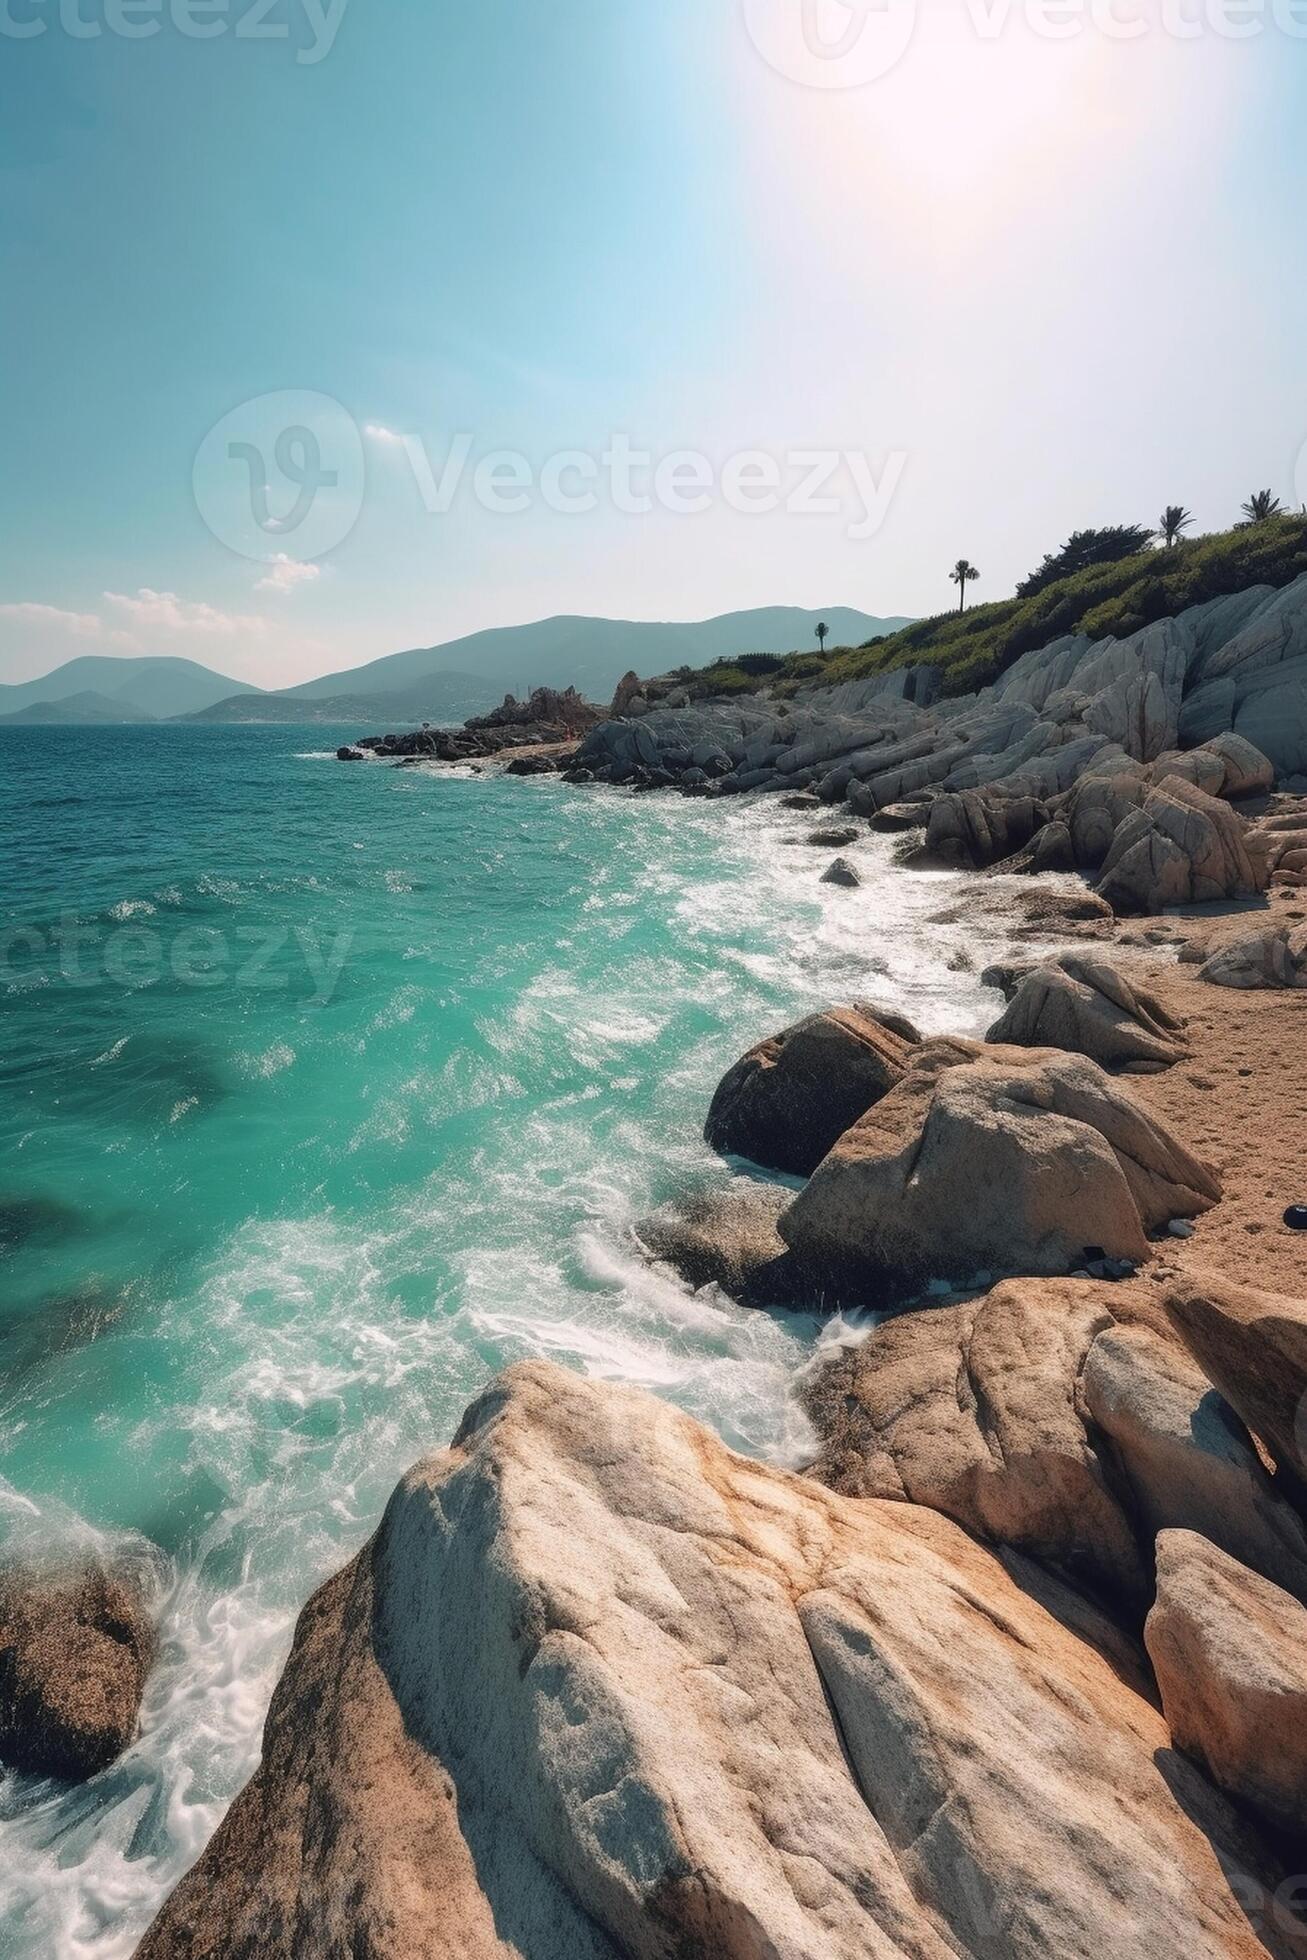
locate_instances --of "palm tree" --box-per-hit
[1242,489,1284,524]
[1159,505,1193,547]
[950,560,980,613]
[815,621,829,655]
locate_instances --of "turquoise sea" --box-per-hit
[0,724,1000,1956]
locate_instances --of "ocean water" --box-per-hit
[0,723,1003,1957]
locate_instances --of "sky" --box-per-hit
[0,0,1304,690]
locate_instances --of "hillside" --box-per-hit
[0,689,155,726]
[185,674,495,726]
[714,517,1307,701]
[0,656,263,720]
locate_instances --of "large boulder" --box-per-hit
[138,1363,1302,1960]
[810,1280,1147,1605]
[0,1560,156,1782]
[1200,923,1307,990]
[1201,731,1278,800]
[923,788,1049,868]
[812,1284,1307,1613]
[1096,777,1269,914]
[1064,768,1150,870]
[703,1004,917,1177]
[1082,1325,1307,1606]
[986,954,1188,1073]
[779,1049,1221,1293]
[1167,1280,1307,1494]
[1146,1531,1307,1840]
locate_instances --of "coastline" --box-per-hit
[6,707,1307,1958]
[134,735,1307,1957]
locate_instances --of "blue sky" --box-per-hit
[1,0,1303,688]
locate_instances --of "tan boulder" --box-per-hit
[1082,1324,1307,1605]
[779,1050,1220,1292]
[812,1284,1307,1612]
[138,1364,1303,1960]
[1168,1279,1307,1493]
[810,1280,1147,1604]
[703,1003,916,1177]
[986,953,1188,1073]
[0,1560,156,1782]
[1146,1530,1307,1840]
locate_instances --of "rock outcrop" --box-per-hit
[138,1363,1304,1960]
[1147,1530,1307,1840]
[703,1004,916,1178]
[809,1280,1147,1605]
[986,954,1188,1072]
[1082,1323,1307,1606]
[1200,923,1307,990]
[811,1282,1307,1611]
[779,1049,1220,1293]
[0,1560,156,1782]
[1168,1279,1307,1494]
[568,577,1303,831]
[1096,777,1270,913]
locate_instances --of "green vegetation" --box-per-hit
[1159,505,1193,547]
[1242,489,1285,524]
[1016,525,1155,598]
[820,515,1307,697]
[672,516,1307,704]
[783,514,1307,699]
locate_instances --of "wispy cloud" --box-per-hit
[102,588,270,637]
[255,553,323,596]
[364,421,407,446]
[0,586,336,688]
[0,601,109,639]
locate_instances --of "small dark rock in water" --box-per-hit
[336,747,365,762]
[780,793,821,810]
[809,827,860,849]
[1286,1207,1307,1232]
[0,1560,158,1782]
[821,857,862,889]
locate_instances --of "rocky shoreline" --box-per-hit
[11,583,1307,1955]
[134,704,1307,1952]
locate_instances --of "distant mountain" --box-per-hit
[3,611,913,732]
[280,609,909,710]
[0,656,263,721]
[0,689,157,726]
[186,673,495,726]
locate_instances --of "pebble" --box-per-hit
[1286,1206,1307,1232]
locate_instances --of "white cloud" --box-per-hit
[364,421,406,446]
[255,553,323,596]
[0,601,107,638]
[101,588,270,637]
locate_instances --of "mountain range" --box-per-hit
[0,608,909,727]
[0,656,262,724]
